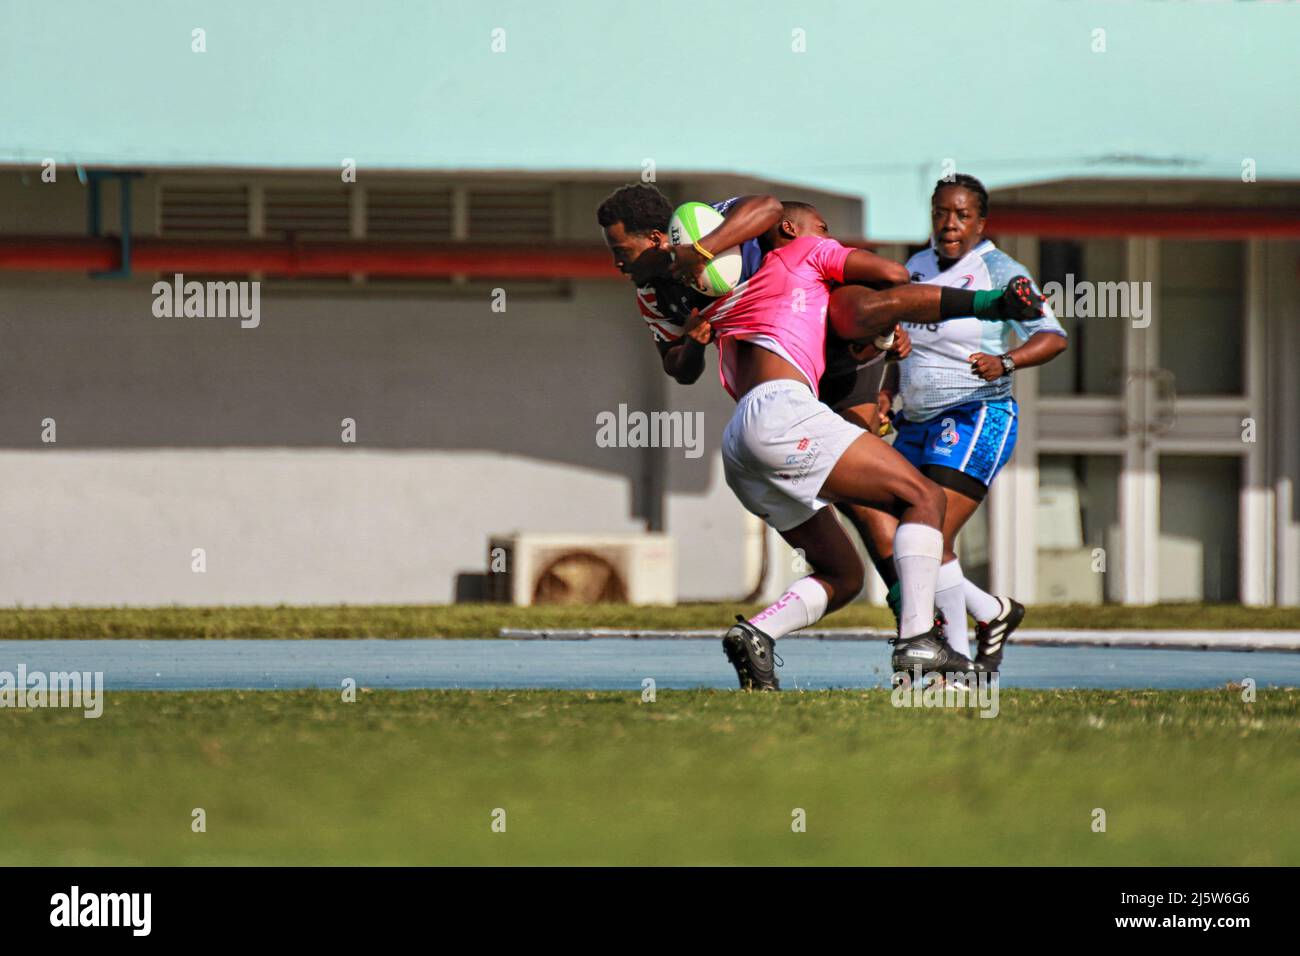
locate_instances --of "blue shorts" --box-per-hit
[893,399,1018,490]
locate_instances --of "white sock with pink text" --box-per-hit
[748,576,830,640]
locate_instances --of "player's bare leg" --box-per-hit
[827,403,909,619]
[776,508,866,615]
[724,508,865,692]
[818,431,942,631]
[836,501,903,619]
[725,429,952,688]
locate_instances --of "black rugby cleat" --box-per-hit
[889,618,976,686]
[722,615,781,691]
[997,275,1046,321]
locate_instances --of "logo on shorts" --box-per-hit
[782,441,821,487]
[930,421,961,457]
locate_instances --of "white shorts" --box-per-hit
[722,379,866,532]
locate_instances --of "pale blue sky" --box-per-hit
[2,0,1297,237]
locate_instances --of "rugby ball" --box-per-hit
[668,201,743,296]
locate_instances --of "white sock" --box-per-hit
[893,523,943,639]
[935,559,971,656]
[748,576,830,640]
[963,577,1002,624]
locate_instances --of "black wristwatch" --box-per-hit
[999,353,1016,377]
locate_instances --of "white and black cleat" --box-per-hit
[974,597,1025,672]
[722,615,781,691]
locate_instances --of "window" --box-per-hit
[158,185,249,238]
[1036,454,1121,604]
[1037,239,1126,396]
[1157,241,1244,396]
[157,181,568,296]
[1158,455,1240,602]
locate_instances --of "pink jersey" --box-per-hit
[703,235,852,400]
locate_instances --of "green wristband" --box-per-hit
[972,289,1004,319]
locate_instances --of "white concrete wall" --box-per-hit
[0,272,761,604]
[0,449,648,605]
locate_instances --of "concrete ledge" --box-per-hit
[498,628,1300,653]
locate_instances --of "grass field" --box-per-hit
[2,688,1296,865]
[2,601,1297,640]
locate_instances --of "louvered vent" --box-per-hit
[367,190,454,241]
[264,188,352,240]
[467,189,554,240]
[159,185,250,237]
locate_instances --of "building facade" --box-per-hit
[1,168,1296,606]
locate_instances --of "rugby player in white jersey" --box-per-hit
[859,174,1068,670]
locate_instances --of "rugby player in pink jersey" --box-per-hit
[699,202,1044,690]
[595,184,910,453]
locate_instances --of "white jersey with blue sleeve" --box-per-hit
[898,239,1066,423]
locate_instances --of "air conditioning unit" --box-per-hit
[487,533,677,606]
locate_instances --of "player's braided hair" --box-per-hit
[596,184,673,236]
[932,173,989,218]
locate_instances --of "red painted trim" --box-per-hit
[990,205,1300,239]
[1,204,1297,277]
[0,237,623,278]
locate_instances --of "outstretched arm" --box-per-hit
[698,195,782,256]
[668,195,781,286]
[841,249,910,287]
